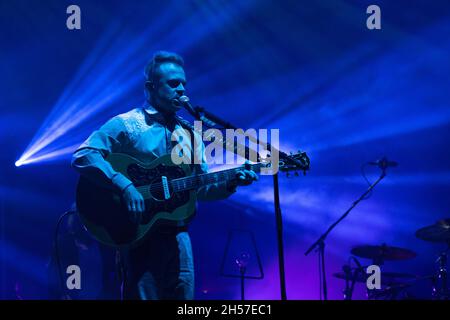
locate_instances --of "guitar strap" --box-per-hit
[174,115,196,168]
[146,110,197,166]
[174,115,195,132]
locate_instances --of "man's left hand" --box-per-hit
[235,169,259,186]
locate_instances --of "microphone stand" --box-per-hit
[304,167,387,300]
[183,102,301,300]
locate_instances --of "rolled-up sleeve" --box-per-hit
[71,117,133,193]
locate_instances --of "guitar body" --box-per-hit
[76,153,196,248]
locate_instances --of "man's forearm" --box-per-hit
[71,148,132,193]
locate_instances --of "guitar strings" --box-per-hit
[137,163,264,196]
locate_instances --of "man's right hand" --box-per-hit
[122,184,145,224]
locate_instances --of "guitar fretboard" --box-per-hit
[170,163,264,192]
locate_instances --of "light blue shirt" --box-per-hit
[71,104,235,201]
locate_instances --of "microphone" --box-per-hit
[178,95,217,127]
[368,157,398,169]
[179,95,199,117]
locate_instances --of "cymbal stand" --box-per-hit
[305,168,387,300]
[433,246,449,300]
[342,257,363,300]
[342,265,353,300]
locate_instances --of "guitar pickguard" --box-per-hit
[126,162,191,223]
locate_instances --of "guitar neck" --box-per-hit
[170,163,264,193]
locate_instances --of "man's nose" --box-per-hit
[176,83,185,95]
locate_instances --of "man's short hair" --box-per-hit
[144,51,184,83]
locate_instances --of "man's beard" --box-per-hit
[152,96,181,114]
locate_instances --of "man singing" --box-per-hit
[71,51,258,300]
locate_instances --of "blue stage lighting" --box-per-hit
[16,0,258,167]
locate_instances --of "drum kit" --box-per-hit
[333,219,450,300]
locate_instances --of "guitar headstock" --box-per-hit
[279,150,310,176]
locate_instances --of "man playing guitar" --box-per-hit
[71,51,258,300]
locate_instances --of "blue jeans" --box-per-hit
[123,229,194,300]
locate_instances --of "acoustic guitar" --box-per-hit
[76,152,309,247]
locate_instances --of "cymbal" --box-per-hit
[333,271,416,285]
[351,244,417,261]
[415,219,450,243]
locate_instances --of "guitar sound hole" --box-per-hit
[148,179,166,201]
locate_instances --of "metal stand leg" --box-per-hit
[434,251,448,300]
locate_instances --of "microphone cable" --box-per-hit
[360,162,374,200]
[53,209,76,297]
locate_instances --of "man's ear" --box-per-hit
[145,80,155,92]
